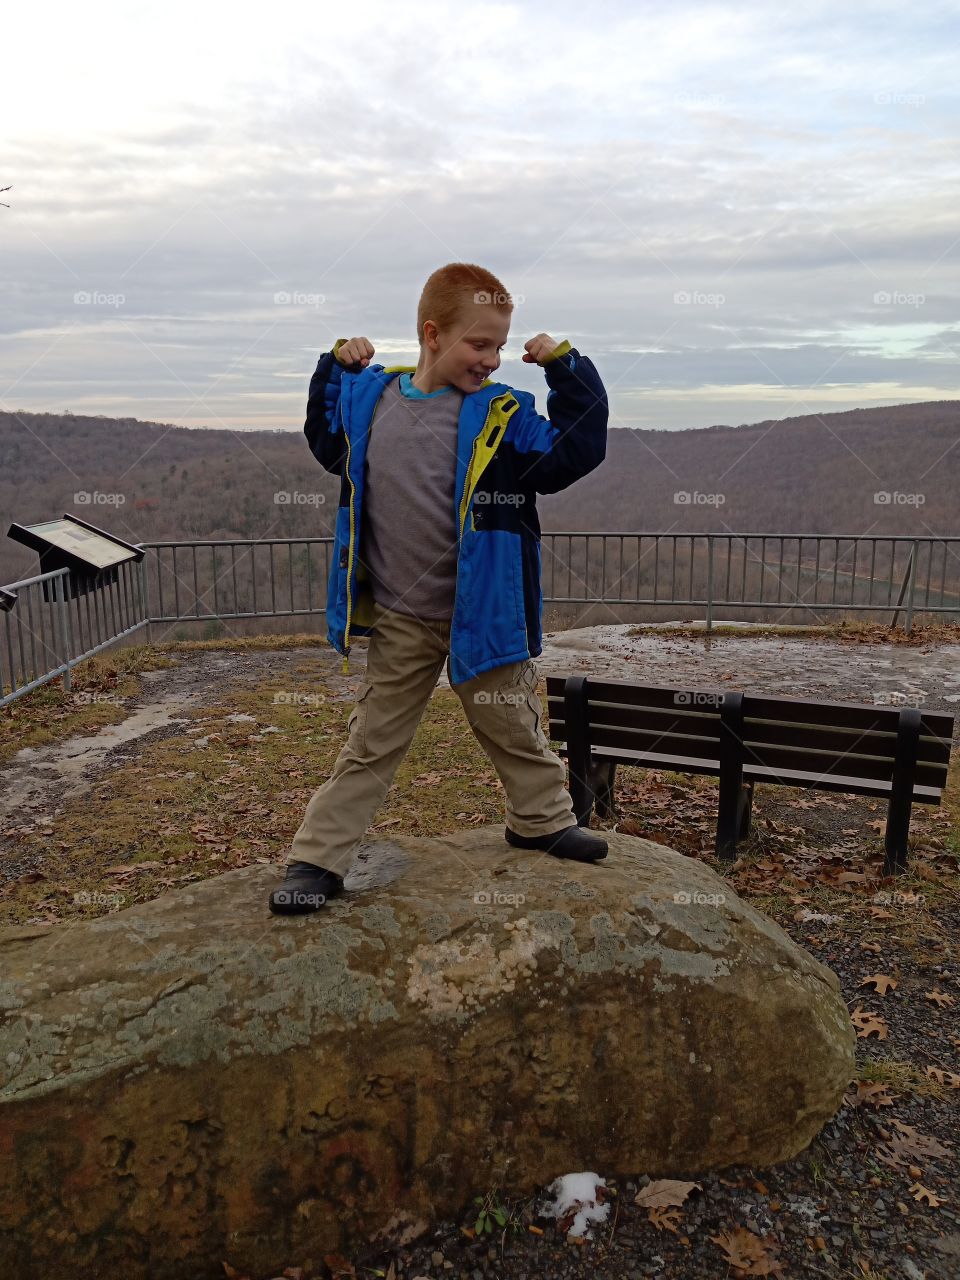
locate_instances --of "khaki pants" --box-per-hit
[289,599,576,873]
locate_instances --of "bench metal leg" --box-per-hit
[716,692,746,863]
[884,707,921,876]
[738,779,755,840]
[564,676,595,827]
[717,783,752,862]
[592,760,618,822]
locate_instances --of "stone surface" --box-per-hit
[0,826,855,1279]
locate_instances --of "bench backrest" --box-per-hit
[545,675,954,790]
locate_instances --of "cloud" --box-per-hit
[1,0,958,432]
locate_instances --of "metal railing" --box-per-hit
[143,537,334,623]
[0,560,148,707]
[2,532,958,707]
[537,532,960,629]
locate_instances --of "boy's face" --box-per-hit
[426,300,512,394]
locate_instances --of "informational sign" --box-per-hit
[21,520,139,570]
[6,515,144,599]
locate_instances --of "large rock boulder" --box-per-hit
[0,826,854,1279]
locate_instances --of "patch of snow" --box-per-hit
[539,1172,610,1240]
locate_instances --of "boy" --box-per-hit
[269,262,609,915]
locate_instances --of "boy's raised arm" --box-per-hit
[511,335,608,495]
[303,336,375,474]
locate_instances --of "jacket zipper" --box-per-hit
[341,399,356,675]
[339,387,517,684]
[449,394,517,670]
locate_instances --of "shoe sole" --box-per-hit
[546,847,608,863]
[268,877,344,915]
[505,828,608,863]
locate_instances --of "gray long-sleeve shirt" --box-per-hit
[358,374,465,621]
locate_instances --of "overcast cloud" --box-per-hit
[1,0,958,431]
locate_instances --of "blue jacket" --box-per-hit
[304,341,608,685]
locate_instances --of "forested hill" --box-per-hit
[2,399,957,581]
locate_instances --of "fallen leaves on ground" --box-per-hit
[709,1225,786,1276]
[859,973,898,995]
[851,1008,889,1040]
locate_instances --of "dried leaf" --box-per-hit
[909,1182,946,1207]
[710,1226,786,1276]
[634,1178,702,1208]
[845,1080,897,1109]
[649,1206,683,1233]
[925,989,955,1008]
[860,973,898,995]
[851,1009,888,1040]
[889,1119,951,1158]
[926,1067,960,1089]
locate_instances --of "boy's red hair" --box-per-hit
[416,262,513,343]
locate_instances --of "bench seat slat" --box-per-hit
[742,692,953,740]
[741,716,950,765]
[545,678,730,715]
[545,676,954,740]
[547,703,950,766]
[546,698,723,740]
[552,742,945,803]
[550,721,948,787]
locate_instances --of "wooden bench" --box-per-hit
[545,675,955,876]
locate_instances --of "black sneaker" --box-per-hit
[505,823,608,863]
[268,861,345,915]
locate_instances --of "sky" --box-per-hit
[1,0,958,433]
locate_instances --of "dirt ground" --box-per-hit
[1,624,958,1279]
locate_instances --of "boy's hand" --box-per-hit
[335,336,375,369]
[522,333,563,364]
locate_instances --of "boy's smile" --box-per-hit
[413,300,512,396]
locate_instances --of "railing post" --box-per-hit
[706,535,714,632]
[905,540,919,634]
[138,554,153,645]
[52,571,72,693]
[890,541,915,632]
